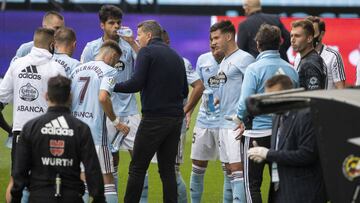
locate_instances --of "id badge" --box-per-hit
[271,162,280,183]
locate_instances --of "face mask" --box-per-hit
[313,35,320,48]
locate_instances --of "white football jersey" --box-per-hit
[70,60,118,146]
[81,37,138,117]
[0,47,66,131]
[218,49,255,129]
[53,53,80,77]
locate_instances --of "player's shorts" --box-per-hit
[81,145,114,174]
[190,127,219,161]
[219,128,243,164]
[151,131,186,164]
[106,114,140,151]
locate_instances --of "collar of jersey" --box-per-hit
[256,50,280,60]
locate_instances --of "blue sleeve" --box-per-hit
[80,44,94,63]
[195,57,204,82]
[185,59,200,85]
[237,68,257,120]
[113,47,150,93]
[236,55,255,75]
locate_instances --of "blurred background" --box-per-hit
[0,1,360,202]
[1,0,360,84]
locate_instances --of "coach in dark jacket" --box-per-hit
[113,20,188,203]
[248,108,327,203]
[237,0,290,61]
[11,75,105,203]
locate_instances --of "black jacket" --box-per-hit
[237,11,291,61]
[113,38,188,117]
[267,109,327,203]
[297,49,327,90]
[11,106,105,203]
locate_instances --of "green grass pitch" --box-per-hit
[0,94,270,202]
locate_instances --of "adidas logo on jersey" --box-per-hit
[18,65,41,80]
[41,116,74,136]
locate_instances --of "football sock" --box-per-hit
[176,168,188,203]
[222,164,233,203]
[82,183,89,203]
[231,171,245,203]
[104,184,118,203]
[190,164,206,203]
[140,173,149,203]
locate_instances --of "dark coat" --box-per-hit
[237,11,290,62]
[267,108,327,203]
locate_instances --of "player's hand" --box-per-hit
[120,35,135,44]
[214,97,220,106]
[234,121,245,140]
[185,112,192,130]
[115,122,130,136]
[248,141,269,163]
[225,115,245,140]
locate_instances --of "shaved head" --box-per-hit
[42,11,64,31]
[55,27,76,45]
[243,0,261,15]
[33,27,55,51]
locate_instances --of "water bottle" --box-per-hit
[5,133,12,149]
[203,89,219,120]
[110,131,125,153]
[117,27,133,37]
[110,119,129,153]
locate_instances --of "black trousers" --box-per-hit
[124,116,183,203]
[11,131,21,175]
[243,136,271,203]
[29,188,84,203]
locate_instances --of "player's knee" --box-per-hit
[192,159,208,168]
[229,162,243,172]
[103,173,115,184]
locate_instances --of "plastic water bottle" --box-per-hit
[203,89,219,120]
[5,134,12,149]
[110,131,125,153]
[110,119,129,153]
[117,27,133,37]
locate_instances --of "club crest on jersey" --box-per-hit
[115,60,125,71]
[218,71,227,84]
[19,83,39,101]
[49,139,65,156]
[18,65,41,80]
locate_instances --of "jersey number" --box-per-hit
[78,77,90,105]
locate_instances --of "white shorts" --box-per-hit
[81,145,114,174]
[190,127,219,161]
[219,128,242,164]
[151,131,186,164]
[106,114,140,151]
